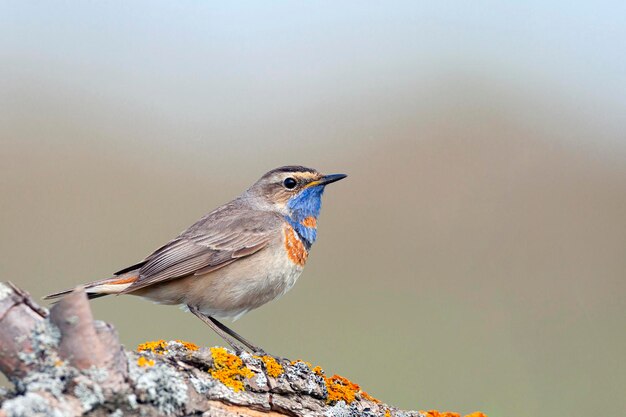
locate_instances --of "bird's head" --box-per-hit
[245,165,347,223]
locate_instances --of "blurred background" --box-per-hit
[1,2,625,416]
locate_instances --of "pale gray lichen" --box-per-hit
[288,360,311,377]
[108,409,124,417]
[325,400,352,417]
[33,320,61,352]
[13,331,71,399]
[254,370,268,388]
[324,400,381,417]
[239,351,261,367]
[74,378,105,412]
[15,368,67,398]
[310,373,326,396]
[127,393,138,409]
[237,351,268,389]
[16,319,61,367]
[189,375,214,394]
[355,407,379,417]
[129,358,188,415]
[164,340,188,354]
[72,366,108,412]
[12,319,73,401]
[283,360,327,399]
[85,366,108,383]
[17,320,61,368]
[16,351,36,367]
[1,392,63,417]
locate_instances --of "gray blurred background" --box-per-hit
[1,2,625,416]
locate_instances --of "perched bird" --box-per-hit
[45,166,346,353]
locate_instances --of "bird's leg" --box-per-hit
[208,316,266,356]
[187,305,246,353]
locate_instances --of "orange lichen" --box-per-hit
[294,361,377,405]
[259,355,284,378]
[421,412,487,417]
[137,357,155,367]
[176,340,199,351]
[301,216,317,228]
[137,339,199,354]
[325,374,361,404]
[284,225,308,266]
[361,390,381,403]
[209,347,254,392]
[137,340,168,354]
[385,410,391,417]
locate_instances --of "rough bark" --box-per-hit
[0,282,425,417]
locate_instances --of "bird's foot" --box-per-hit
[252,348,268,357]
[226,340,247,354]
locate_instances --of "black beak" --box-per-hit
[319,173,347,186]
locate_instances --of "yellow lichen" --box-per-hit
[420,412,458,417]
[137,340,168,354]
[361,390,381,403]
[137,357,155,367]
[325,374,361,404]
[421,412,488,417]
[385,410,391,417]
[209,347,254,392]
[137,339,199,354]
[176,340,199,351]
[294,361,378,404]
[259,355,284,378]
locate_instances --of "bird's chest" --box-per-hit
[254,223,311,300]
[244,232,305,306]
[282,223,310,266]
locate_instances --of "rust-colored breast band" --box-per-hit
[284,225,308,266]
[301,216,317,228]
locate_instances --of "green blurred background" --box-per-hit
[1,2,625,416]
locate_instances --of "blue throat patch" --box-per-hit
[285,186,324,249]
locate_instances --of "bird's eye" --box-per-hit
[283,177,297,189]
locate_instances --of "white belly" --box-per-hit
[135,242,305,321]
[198,265,303,320]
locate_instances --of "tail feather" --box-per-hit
[43,273,139,301]
[43,289,109,301]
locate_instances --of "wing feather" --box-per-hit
[119,206,279,294]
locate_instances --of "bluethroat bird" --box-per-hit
[45,166,347,353]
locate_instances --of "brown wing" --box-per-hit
[119,206,280,294]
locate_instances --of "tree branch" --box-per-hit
[0,282,478,417]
